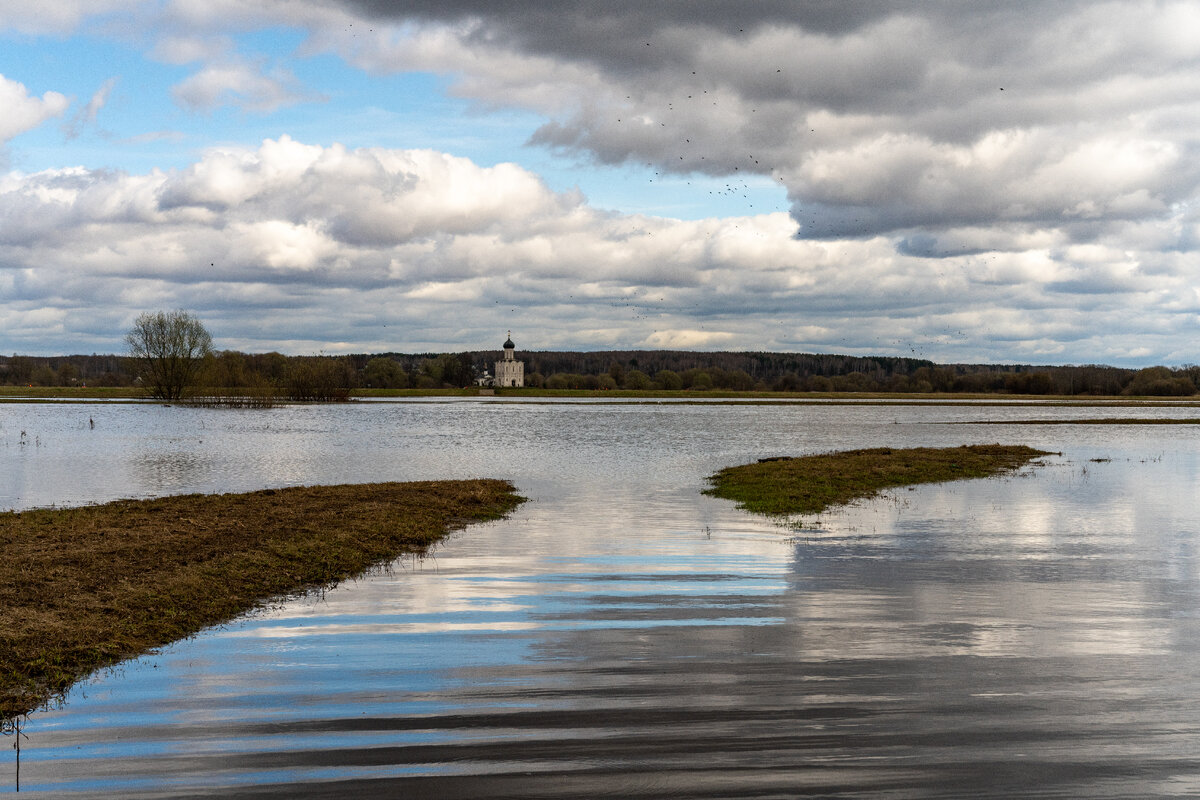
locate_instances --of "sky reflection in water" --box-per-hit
[3,400,1200,797]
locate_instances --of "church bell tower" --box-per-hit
[494,331,524,387]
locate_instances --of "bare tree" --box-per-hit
[126,310,213,401]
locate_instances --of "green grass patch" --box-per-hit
[6,385,1200,406]
[0,480,524,727]
[0,386,146,401]
[954,417,1200,425]
[705,444,1053,516]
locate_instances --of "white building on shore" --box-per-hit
[494,331,524,387]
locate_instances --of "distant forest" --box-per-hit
[3,349,1198,396]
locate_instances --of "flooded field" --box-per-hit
[3,400,1200,797]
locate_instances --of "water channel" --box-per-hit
[3,399,1200,797]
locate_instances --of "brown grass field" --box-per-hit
[0,480,524,726]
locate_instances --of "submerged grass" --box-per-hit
[706,444,1053,516]
[0,480,524,727]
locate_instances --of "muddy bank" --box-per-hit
[0,480,524,725]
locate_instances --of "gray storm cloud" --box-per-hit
[318,0,1200,244]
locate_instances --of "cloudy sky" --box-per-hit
[2,1,1198,364]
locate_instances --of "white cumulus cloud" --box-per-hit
[0,0,141,34]
[0,74,70,142]
[0,136,1196,364]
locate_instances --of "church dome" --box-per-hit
[503,334,515,349]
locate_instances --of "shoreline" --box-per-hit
[706,444,1054,516]
[0,480,525,726]
[3,385,1200,405]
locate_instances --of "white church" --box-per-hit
[489,331,524,387]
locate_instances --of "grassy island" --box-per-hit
[0,480,524,726]
[706,444,1052,516]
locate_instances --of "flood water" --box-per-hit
[4,399,1200,797]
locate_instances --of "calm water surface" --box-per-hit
[3,400,1200,797]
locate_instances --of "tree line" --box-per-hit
[0,309,1195,398]
[3,347,1198,397]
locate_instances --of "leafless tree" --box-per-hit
[126,310,213,401]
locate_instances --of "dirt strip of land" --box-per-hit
[0,480,524,726]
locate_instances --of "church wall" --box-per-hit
[494,359,524,387]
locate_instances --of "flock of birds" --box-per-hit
[609,56,793,218]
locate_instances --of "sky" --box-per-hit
[1,1,1198,365]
